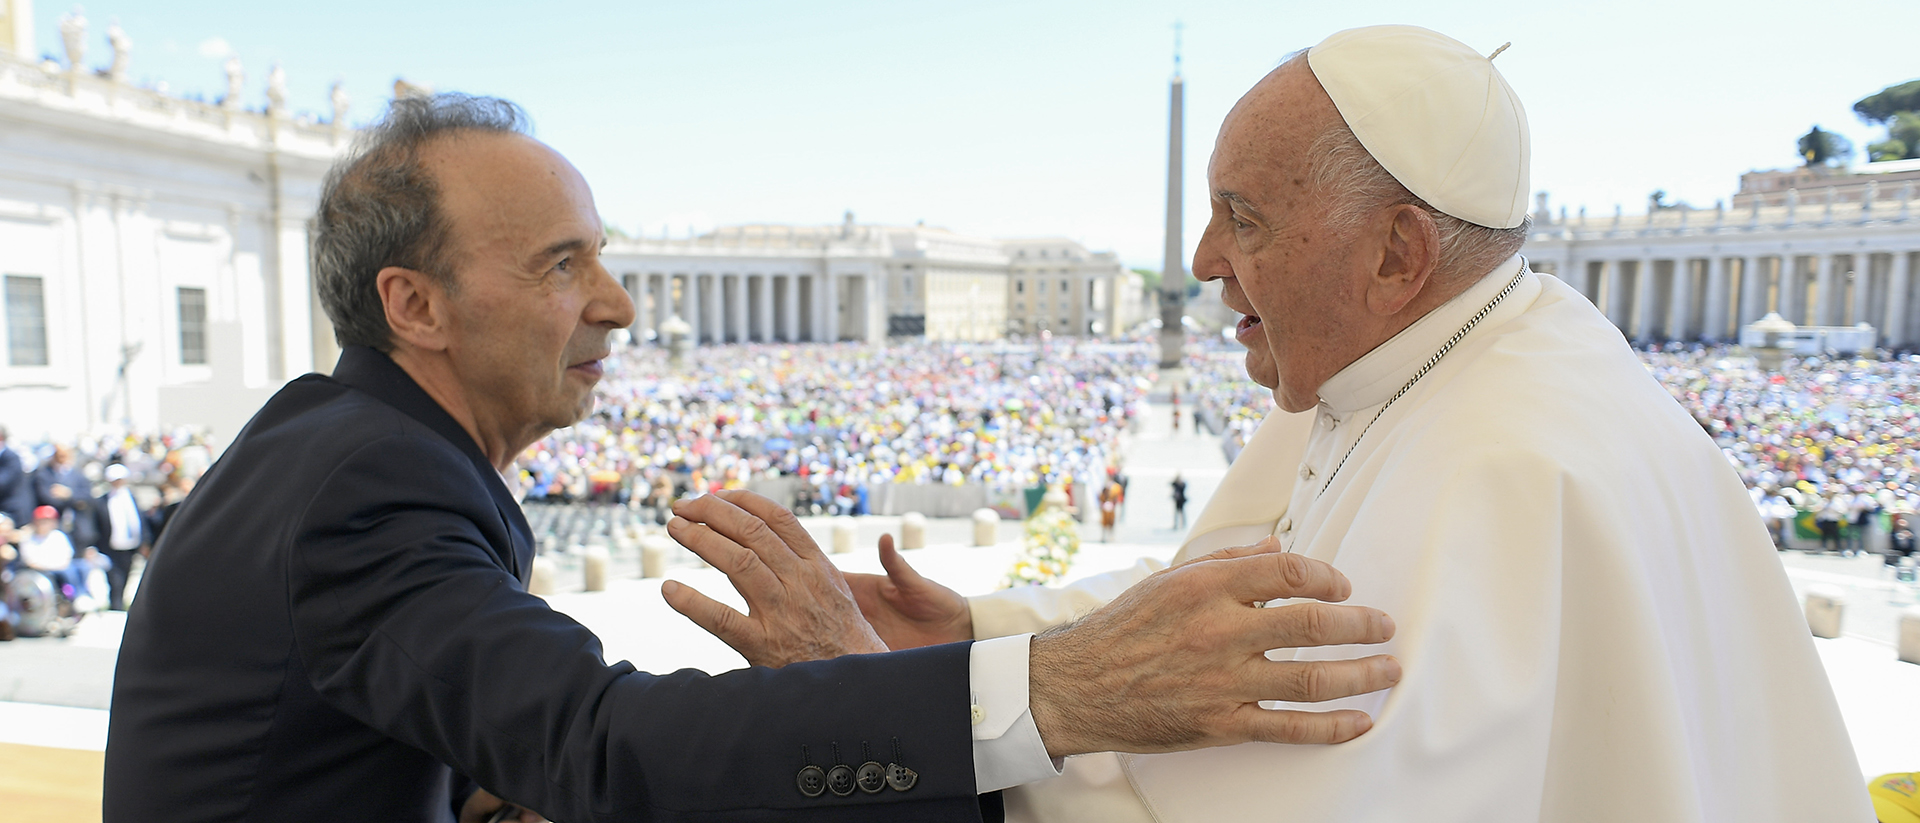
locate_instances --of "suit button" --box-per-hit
[856,761,886,793]
[796,765,826,797]
[827,764,856,796]
[886,762,918,792]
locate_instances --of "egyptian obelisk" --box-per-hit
[1156,25,1186,372]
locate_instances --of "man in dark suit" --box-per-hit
[90,463,150,611]
[105,94,1400,822]
[0,426,35,525]
[34,444,100,552]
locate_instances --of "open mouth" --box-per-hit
[1234,313,1263,342]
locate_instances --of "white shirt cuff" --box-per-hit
[969,633,1064,793]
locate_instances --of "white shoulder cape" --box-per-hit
[976,270,1868,822]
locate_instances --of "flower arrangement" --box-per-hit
[1004,486,1080,587]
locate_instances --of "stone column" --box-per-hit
[820,271,839,343]
[704,274,723,344]
[1632,257,1656,341]
[1889,252,1914,348]
[1667,259,1695,341]
[1813,254,1838,326]
[1603,260,1629,329]
[748,275,766,342]
[1738,257,1765,326]
[780,274,799,342]
[731,274,749,343]
[1703,257,1730,342]
[679,274,700,344]
[652,274,671,344]
[1777,256,1801,325]
[1852,254,1874,330]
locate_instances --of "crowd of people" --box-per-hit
[516,338,1153,521]
[1642,345,1920,566]
[22,338,1920,638]
[0,425,212,637]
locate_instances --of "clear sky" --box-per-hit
[26,0,1920,268]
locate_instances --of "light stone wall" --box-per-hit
[0,49,340,444]
[1526,185,1920,348]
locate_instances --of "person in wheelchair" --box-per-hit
[14,505,103,611]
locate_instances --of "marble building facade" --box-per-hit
[0,13,342,443]
[1524,174,1920,349]
[604,220,1144,346]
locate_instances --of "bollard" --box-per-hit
[901,512,927,550]
[1901,607,1920,665]
[640,535,674,579]
[582,545,609,592]
[832,517,856,554]
[528,556,559,596]
[1804,587,1845,639]
[972,508,999,547]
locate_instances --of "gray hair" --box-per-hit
[1308,118,1529,283]
[312,93,531,351]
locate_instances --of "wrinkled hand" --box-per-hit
[661,489,887,667]
[844,535,972,650]
[1030,538,1400,757]
[458,788,545,823]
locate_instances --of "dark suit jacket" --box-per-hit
[89,490,152,552]
[106,346,985,822]
[0,446,33,523]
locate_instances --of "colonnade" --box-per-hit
[1542,250,1920,347]
[621,270,870,345]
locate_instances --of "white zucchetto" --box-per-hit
[1307,25,1530,229]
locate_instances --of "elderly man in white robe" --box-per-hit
[838,25,1870,822]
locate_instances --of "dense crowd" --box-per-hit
[518,339,1153,516]
[26,337,1920,637]
[0,425,214,635]
[1644,345,1920,553]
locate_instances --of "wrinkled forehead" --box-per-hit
[1212,62,1340,185]
[421,132,599,246]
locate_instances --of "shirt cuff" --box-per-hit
[969,633,1064,793]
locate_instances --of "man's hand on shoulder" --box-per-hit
[844,535,973,649]
[661,490,888,667]
[1029,538,1401,757]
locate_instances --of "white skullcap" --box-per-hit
[104,463,129,481]
[1307,25,1530,229]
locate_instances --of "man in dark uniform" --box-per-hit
[105,94,1399,823]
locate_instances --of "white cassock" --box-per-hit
[970,255,1871,822]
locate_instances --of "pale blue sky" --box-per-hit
[29,0,1920,267]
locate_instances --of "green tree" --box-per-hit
[1132,267,1161,293]
[1854,79,1920,125]
[1798,125,1854,167]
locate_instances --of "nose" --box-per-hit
[586,262,637,330]
[1192,219,1231,283]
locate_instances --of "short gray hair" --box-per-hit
[312,93,531,351]
[1308,107,1529,283]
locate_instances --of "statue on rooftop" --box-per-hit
[266,63,286,113]
[106,19,129,83]
[330,80,349,124]
[222,56,243,108]
[58,7,85,72]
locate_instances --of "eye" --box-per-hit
[554,257,573,272]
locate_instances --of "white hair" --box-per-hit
[1306,104,1529,283]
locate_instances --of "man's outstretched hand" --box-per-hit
[844,535,972,649]
[669,502,1401,757]
[1030,538,1400,756]
[660,490,887,667]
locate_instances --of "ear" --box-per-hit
[376,266,453,353]
[1366,205,1440,316]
